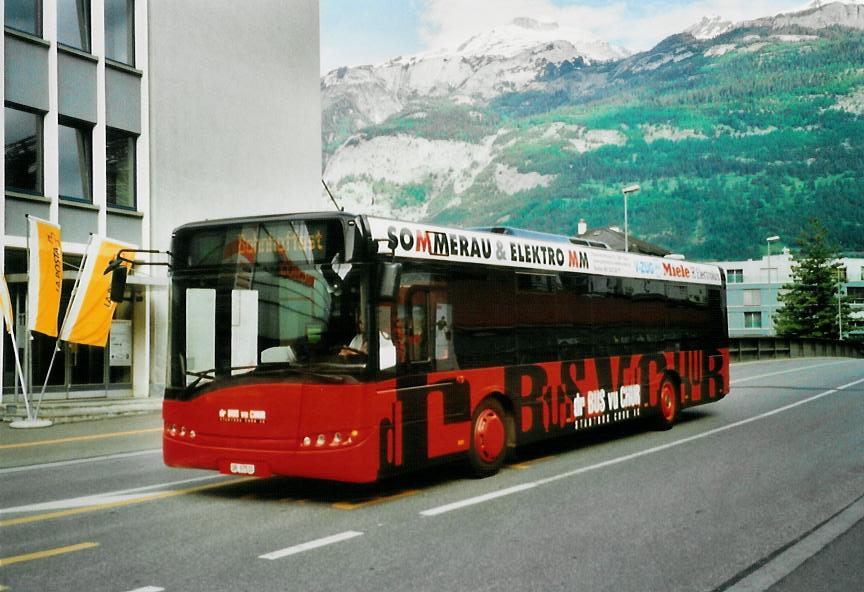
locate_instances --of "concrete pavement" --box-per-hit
[1,395,161,424]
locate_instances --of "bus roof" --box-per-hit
[367,216,723,287]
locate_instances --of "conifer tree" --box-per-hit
[774,220,852,339]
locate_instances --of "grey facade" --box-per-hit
[3,0,324,404]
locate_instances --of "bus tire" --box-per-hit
[655,377,680,431]
[468,398,509,478]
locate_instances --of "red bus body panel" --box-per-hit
[163,348,729,483]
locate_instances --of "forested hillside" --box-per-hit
[323,13,864,260]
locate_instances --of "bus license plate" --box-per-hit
[229,463,256,475]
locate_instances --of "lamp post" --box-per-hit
[765,235,780,284]
[838,267,844,341]
[622,184,640,253]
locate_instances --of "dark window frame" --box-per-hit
[58,116,94,203]
[104,0,135,66]
[106,127,137,210]
[4,0,43,37]
[744,311,763,329]
[4,103,45,196]
[57,0,92,53]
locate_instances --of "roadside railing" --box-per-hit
[729,337,864,362]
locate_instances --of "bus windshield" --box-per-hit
[169,219,370,388]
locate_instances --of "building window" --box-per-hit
[105,0,135,65]
[836,267,847,283]
[727,269,743,283]
[5,0,42,36]
[106,128,136,209]
[5,105,43,195]
[58,119,93,202]
[744,312,762,329]
[743,289,761,306]
[58,0,91,52]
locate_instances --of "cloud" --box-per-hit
[418,0,628,50]
[417,0,807,53]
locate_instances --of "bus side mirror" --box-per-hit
[379,263,401,302]
[105,260,129,303]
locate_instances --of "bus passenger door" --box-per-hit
[379,281,470,474]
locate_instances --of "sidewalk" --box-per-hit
[1,395,162,424]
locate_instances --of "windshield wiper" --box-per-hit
[185,365,258,389]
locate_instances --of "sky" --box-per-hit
[320,0,814,74]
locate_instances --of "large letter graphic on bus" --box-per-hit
[505,365,548,438]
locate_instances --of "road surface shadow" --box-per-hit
[194,407,717,506]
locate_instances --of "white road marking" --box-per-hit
[730,360,854,385]
[0,449,161,475]
[259,531,364,560]
[0,475,226,515]
[124,587,165,592]
[420,376,864,517]
[725,495,864,592]
[420,483,537,517]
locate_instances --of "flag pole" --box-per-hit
[8,314,51,428]
[33,234,93,420]
[10,217,54,428]
[9,216,52,428]
[8,322,33,419]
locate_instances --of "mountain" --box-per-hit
[684,15,734,40]
[798,0,864,10]
[322,18,628,153]
[322,4,864,260]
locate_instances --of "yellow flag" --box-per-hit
[27,217,63,336]
[0,276,14,335]
[59,236,136,347]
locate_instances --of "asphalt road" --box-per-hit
[1,358,863,592]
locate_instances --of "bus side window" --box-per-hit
[407,290,430,363]
[433,299,457,371]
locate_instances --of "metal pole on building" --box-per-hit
[622,184,640,253]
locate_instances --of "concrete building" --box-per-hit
[710,251,864,340]
[3,0,323,406]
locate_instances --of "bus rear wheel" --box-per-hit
[655,378,679,430]
[468,398,508,478]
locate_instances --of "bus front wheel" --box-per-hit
[655,378,680,430]
[468,398,508,478]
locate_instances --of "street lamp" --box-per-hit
[622,184,640,253]
[766,235,780,283]
[838,267,845,341]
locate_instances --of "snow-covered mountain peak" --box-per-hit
[452,18,629,62]
[801,0,864,9]
[684,15,735,39]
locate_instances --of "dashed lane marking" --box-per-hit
[0,542,99,567]
[259,531,364,560]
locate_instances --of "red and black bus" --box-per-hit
[163,212,729,482]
